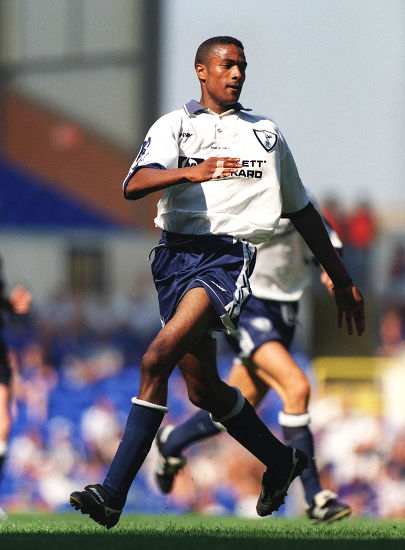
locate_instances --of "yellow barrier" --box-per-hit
[312,356,403,415]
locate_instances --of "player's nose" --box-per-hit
[231,66,242,79]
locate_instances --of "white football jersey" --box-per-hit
[123,100,308,244]
[251,218,343,301]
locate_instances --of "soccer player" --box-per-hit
[0,257,32,519]
[154,218,351,523]
[70,36,364,529]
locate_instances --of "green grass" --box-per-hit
[0,513,404,550]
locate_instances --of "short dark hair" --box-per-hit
[195,36,244,66]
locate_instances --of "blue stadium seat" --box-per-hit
[0,157,118,229]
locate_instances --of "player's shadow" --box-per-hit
[1,533,404,550]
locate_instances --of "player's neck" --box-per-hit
[199,95,235,115]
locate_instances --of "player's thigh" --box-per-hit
[252,340,310,400]
[227,361,269,406]
[145,286,218,369]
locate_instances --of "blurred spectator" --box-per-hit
[385,244,405,304]
[389,245,405,282]
[345,200,378,289]
[14,341,58,424]
[36,417,80,509]
[5,428,45,510]
[113,273,161,352]
[81,397,122,464]
[376,430,405,518]
[62,346,124,388]
[375,308,405,357]
[321,195,346,239]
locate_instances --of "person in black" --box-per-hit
[0,256,31,519]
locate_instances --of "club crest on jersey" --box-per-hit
[253,130,277,152]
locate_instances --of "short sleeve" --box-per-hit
[278,132,309,215]
[122,112,181,196]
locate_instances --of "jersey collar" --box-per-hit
[184,99,252,116]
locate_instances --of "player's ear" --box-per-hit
[195,63,207,83]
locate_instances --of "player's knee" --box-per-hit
[285,376,311,410]
[140,349,170,384]
[187,385,213,411]
[296,376,311,400]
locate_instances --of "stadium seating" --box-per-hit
[0,158,118,229]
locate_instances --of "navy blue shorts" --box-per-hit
[150,231,256,333]
[225,295,299,359]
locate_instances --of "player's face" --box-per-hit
[197,44,247,114]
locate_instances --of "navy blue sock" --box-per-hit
[103,402,166,508]
[220,390,290,472]
[281,423,322,503]
[163,409,221,457]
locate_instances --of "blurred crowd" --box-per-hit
[321,197,405,359]
[1,197,405,519]
[322,197,378,291]
[1,303,405,519]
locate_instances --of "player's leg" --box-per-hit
[253,341,310,412]
[155,360,270,493]
[70,287,221,527]
[251,341,318,496]
[160,359,269,457]
[177,340,308,516]
[251,341,351,522]
[227,360,269,404]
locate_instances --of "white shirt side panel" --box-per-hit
[250,220,311,301]
[250,217,343,302]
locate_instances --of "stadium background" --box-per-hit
[0,0,405,519]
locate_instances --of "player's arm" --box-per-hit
[287,201,365,336]
[124,157,242,200]
[319,215,343,295]
[320,269,335,296]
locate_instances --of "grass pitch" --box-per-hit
[0,513,404,550]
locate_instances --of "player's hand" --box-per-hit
[320,270,335,296]
[334,283,365,336]
[187,157,242,183]
[9,285,32,314]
